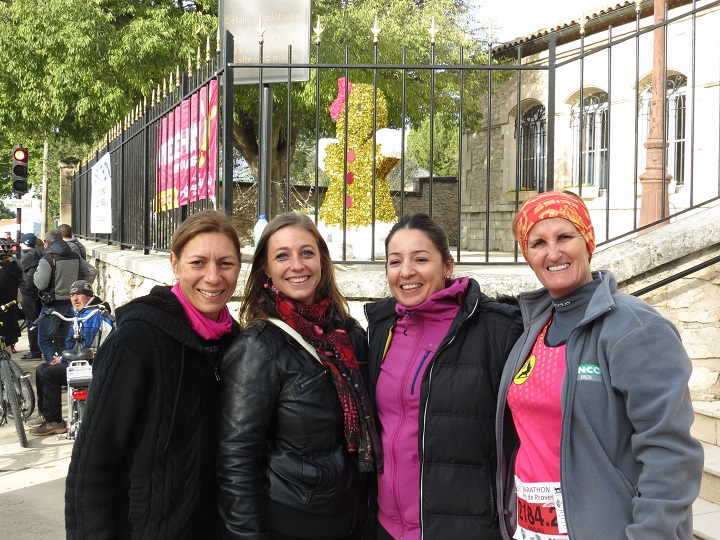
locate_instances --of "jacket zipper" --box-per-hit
[418,296,479,539]
[557,305,611,538]
[298,369,326,389]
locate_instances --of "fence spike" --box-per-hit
[188,55,192,73]
[169,71,174,89]
[257,16,266,43]
[372,15,381,43]
[429,16,438,44]
[216,26,221,53]
[197,46,202,71]
[163,78,167,98]
[157,83,161,102]
[579,12,586,34]
[314,16,324,44]
[206,36,211,63]
[176,65,180,87]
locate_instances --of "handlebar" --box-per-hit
[0,300,17,313]
[30,305,114,331]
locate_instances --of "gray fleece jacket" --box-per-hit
[496,270,703,539]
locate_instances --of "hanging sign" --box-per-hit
[220,0,311,85]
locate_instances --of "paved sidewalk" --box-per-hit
[1,330,70,539]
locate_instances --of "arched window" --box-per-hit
[515,104,546,191]
[639,74,687,185]
[571,91,609,189]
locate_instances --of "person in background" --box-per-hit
[364,213,523,540]
[18,232,45,360]
[34,229,97,363]
[59,223,87,260]
[3,230,20,257]
[217,212,379,540]
[65,210,242,539]
[0,242,22,353]
[496,191,703,539]
[29,280,114,436]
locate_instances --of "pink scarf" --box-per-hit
[171,283,233,340]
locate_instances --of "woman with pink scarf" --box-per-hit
[66,210,242,539]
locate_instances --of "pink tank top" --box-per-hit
[507,320,568,539]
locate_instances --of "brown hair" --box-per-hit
[385,213,453,263]
[239,212,349,325]
[171,210,241,260]
[58,224,73,238]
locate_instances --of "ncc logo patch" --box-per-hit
[577,364,602,382]
[513,355,535,385]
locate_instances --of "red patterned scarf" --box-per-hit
[270,286,381,472]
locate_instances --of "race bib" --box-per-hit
[513,477,568,540]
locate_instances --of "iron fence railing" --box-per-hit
[71,0,720,263]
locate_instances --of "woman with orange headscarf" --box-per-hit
[496,191,703,540]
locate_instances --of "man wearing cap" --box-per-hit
[18,233,45,360]
[30,280,114,436]
[34,229,97,363]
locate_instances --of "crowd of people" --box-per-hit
[7,201,704,539]
[2,225,100,437]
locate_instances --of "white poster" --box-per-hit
[91,152,112,233]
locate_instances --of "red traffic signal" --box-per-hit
[11,145,29,194]
[13,147,28,162]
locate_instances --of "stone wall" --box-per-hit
[82,200,720,400]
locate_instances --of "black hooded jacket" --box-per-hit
[364,279,523,539]
[65,286,240,539]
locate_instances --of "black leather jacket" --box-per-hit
[217,318,370,540]
[365,279,523,539]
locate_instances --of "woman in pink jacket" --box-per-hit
[364,213,523,539]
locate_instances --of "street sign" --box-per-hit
[220,0,311,85]
[3,199,32,209]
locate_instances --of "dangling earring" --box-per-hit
[263,276,272,289]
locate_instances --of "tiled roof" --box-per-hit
[492,0,692,57]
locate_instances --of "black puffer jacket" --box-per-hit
[19,245,44,299]
[217,318,370,540]
[65,286,240,539]
[364,279,523,539]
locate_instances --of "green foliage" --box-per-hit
[232,0,494,182]
[407,117,459,176]
[0,0,218,217]
[0,201,15,220]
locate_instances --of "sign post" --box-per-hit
[220,0,311,85]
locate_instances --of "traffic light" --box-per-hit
[11,145,28,194]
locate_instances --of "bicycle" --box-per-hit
[1,300,36,448]
[32,304,114,440]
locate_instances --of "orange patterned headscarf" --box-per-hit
[515,192,595,263]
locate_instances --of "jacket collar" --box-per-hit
[518,270,617,328]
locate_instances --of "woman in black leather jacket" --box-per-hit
[217,213,381,540]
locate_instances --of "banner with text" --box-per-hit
[156,79,218,212]
[91,152,113,233]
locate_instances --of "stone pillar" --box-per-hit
[59,159,78,227]
[639,0,672,229]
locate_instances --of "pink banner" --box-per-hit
[156,79,218,212]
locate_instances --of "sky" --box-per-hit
[477,0,608,42]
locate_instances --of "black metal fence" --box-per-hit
[71,0,720,262]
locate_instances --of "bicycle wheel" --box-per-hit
[9,358,35,419]
[0,358,28,447]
